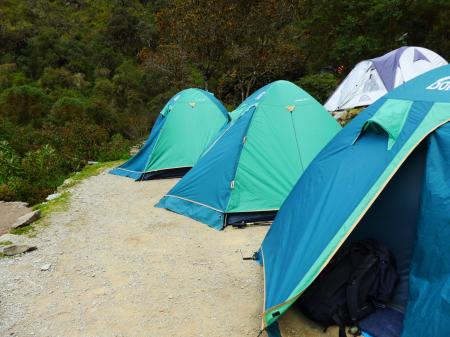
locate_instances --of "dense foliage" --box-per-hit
[0,0,448,203]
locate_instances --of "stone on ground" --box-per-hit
[2,244,37,256]
[11,210,41,229]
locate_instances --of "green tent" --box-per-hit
[157,80,341,229]
[110,88,228,180]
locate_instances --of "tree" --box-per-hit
[0,0,448,204]
[156,0,237,90]
[0,85,50,126]
[219,0,303,102]
[296,73,339,103]
[49,97,88,126]
[157,0,303,101]
[293,0,449,74]
[105,1,156,55]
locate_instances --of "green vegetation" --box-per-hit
[0,240,13,246]
[9,225,35,236]
[0,1,152,204]
[33,191,71,219]
[0,0,448,204]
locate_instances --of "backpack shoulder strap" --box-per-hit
[332,310,348,337]
[346,253,378,322]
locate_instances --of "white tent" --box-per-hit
[325,46,447,112]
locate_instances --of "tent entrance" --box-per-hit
[141,167,191,180]
[225,210,277,227]
[287,142,428,336]
[347,141,427,313]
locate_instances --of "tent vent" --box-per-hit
[286,105,296,112]
[189,102,196,108]
[230,180,235,189]
[356,98,413,150]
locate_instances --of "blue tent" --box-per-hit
[110,88,228,180]
[259,65,450,337]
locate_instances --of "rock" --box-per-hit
[11,210,41,229]
[46,193,61,201]
[63,178,73,186]
[0,233,20,243]
[2,244,37,256]
[40,263,52,271]
[87,161,99,165]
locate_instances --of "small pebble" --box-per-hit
[41,263,52,271]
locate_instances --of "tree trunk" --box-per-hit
[245,76,256,99]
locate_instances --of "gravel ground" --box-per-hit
[0,170,336,337]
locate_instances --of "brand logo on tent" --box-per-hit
[426,76,450,91]
[286,105,296,112]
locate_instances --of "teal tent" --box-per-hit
[110,88,228,180]
[258,65,450,337]
[157,80,341,229]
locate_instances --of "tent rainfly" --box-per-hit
[156,80,341,229]
[325,46,447,112]
[258,65,450,337]
[110,88,228,180]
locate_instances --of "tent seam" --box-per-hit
[142,112,169,178]
[289,110,304,171]
[164,194,223,213]
[224,107,257,214]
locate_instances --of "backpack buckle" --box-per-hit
[348,325,361,336]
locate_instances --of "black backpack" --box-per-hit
[298,239,398,337]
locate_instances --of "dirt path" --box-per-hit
[0,170,334,337]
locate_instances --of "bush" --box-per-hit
[21,145,63,185]
[87,99,121,133]
[0,142,65,203]
[39,67,74,90]
[49,97,88,126]
[0,141,21,184]
[92,78,114,99]
[98,133,131,161]
[0,183,16,201]
[0,85,51,126]
[296,73,340,104]
[57,121,109,163]
[0,63,28,90]
[112,61,148,112]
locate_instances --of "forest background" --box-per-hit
[0,0,448,203]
